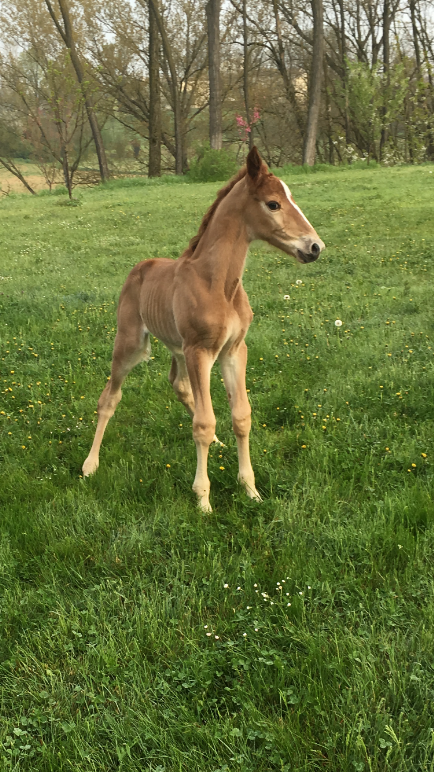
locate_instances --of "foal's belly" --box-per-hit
[139,259,183,349]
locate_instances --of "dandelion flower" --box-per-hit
[421,453,427,458]
[335,319,343,327]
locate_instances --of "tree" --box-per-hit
[43,0,110,181]
[147,0,183,173]
[302,0,324,165]
[148,0,161,175]
[206,0,222,150]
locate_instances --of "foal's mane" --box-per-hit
[184,166,247,257]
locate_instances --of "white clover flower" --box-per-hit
[204,625,208,629]
[223,583,229,588]
[254,628,259,632]
[287,603,291,607]
[307,585,311,590]
[253,583,258,588]
[335,319,343,327]
[214,635,219,640]
[284,294,290,300]
[243,633,247,637]
[206,632,212,636]
[296,280,302,285]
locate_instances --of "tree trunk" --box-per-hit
[338,0,350,148]
[379,0,390,160]
[303,0,324,165]
[148,0,161,176]
[61,146,73,199]
[44,0,110,182]
[148,0,183,174]
[409,0,421,72]
[323,62,334,164]
[206,0,222,150]
[242,0,253,150]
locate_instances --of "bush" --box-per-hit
[187,146,239,182]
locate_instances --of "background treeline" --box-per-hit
[0,0,433,194]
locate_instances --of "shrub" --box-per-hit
[188,146,238,182]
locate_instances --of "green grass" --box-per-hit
[0,163,433,771]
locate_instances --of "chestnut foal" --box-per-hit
[83,147,324,512]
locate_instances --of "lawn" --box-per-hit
[0,163,433,771]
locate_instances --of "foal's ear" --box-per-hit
[246,146,263,184]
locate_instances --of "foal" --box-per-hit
[83,147,324,512]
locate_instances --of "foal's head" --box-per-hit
[243,147,325,263]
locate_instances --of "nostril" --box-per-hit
[311,242,320,256]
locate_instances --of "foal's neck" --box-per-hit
[189,187,250,300]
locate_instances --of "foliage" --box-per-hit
[0,165,434,770]
[187,145,239,182]
[334,61,409,162]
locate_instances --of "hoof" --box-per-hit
[239,477,262,502]
[194,487,212,513]
[199,500,213,514]
[82,456,99,477]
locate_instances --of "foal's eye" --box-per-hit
[267,201,281,211]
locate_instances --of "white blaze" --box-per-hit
[280,180,312,228]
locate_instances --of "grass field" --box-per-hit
[0,163,433,771]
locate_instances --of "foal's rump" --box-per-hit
[119,257,182,349]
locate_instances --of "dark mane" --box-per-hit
[184,167,247,257]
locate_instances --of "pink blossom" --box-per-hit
[235,109,261,141]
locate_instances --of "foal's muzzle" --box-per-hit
[297,238,325,263]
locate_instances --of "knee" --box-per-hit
[193,417,216,445]
[232,409,251,438]
[175,381,191,399]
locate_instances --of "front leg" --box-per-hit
[219,341,261,502]
[184,347,216,513]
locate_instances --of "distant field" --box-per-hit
[0,164,433,771]
[0,162,50,194]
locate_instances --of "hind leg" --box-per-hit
[169,353,224,446]
[82,312,150,477]
[219,341,261,501]
[168,353,195,418]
